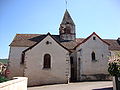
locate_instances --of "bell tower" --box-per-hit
[59,9,76,41]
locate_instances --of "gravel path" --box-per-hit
[28,81,113,90]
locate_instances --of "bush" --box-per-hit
[108,52,120,77]
[108,61,120,76]
[108,52,120,90]
[0,76,9,83]
[0,62,9,83]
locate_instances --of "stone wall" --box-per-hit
[76,34,109,81]
[24,35,70,86]
[80,74,111,81]
[8,47,28,78]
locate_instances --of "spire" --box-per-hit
[59,10,76,41]
[65,0,67,10]
[61,9,75,25]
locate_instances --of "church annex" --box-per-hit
[8,10,120,86]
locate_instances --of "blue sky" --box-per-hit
[0,0,120,58]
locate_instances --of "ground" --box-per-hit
[28,81,113,90]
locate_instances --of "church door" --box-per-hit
[70,57,76,82]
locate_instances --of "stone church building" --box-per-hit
[8,10,120,86]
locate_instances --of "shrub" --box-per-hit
[0,62,9,83]
[108,52,120,77]
[0,76,9,83]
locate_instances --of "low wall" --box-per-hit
[80,74,112,81]
[0,77,28,90]
[113,77,116,90]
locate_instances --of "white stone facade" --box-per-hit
[8,47,28,78]
[23,35,70,86]
[76,34,110,80]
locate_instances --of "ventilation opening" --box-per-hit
[93,37,96,40]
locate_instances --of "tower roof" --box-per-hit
[61,9,75,25]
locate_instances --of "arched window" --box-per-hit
[43,54,51,68]
[91,52,96,61]
[64,28,71,34]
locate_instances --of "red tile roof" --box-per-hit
[104,39,120,50]
[10,34,44,47]
[10,34,120,51]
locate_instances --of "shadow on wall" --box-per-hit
[92,87,113,90]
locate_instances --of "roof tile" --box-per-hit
[10,34,120,51]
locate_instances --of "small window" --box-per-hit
[64,27,71,34]
[46,41,49,45]
[66,22,69,24]
[102,54,104,58]
[21,53,25,64]
[109,52,111,56]
[93,37,96,40]
[46,41,52,45]
[43,54,51,69]
[78,49,82,56]
[70,57,73,64]
[91,52,96,61]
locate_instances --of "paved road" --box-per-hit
[28,81,113,90]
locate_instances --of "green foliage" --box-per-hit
[0,76,9,83]
[108,62,120,76]
[0,62,9,83]
[0,62,7,75]
[108,51,120,77]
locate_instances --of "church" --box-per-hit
[8,10,120,86]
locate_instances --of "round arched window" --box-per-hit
[43,54,51,68]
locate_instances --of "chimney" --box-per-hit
[117,38,120,45]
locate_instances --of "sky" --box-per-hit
[0,0,120,58]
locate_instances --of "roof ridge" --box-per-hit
[104,39,117,40]
[16,34,59,36]
[16,34,44,35]
[74,32,110,49]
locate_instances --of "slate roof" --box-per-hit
[61,9,75,25]
[10,34,120,51]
